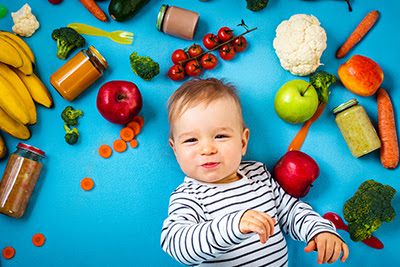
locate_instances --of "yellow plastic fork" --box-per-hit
[67,23,133,45]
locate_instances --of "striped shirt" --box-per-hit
[161,161,340,266]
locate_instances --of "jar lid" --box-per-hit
[88,46,108,69]
[17,143,45,157]
[156,4,168,31]
[333,98,358,115]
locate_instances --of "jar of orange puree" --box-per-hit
[50,46,108,101]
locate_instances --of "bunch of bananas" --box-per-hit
[0,30,53,158]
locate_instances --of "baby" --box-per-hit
[161,78,349,266]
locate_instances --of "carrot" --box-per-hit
[126,121,141,135]
[99,144,112,158]
[129,139,138,148]
[113,139,127,153]
[336,10,379,58]
[32,233,45,247]
[132,115,144,127]
[2,246,15,259]
[78,0,107,22]
[120,127,135,142]
[377,88,399,169]
[288,102,326,151]
[81,177,94,191]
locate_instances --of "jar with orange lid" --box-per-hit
[0,143,45,218]
[50,46,108,101]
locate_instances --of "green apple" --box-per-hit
[274,80,319,123]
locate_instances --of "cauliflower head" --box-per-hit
[273,14,327,76]
[11,4,40,37]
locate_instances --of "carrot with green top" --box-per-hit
[336,10,379,58]
[377,88,399,169]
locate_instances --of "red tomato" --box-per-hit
[219,44,235,61]
[217,27,233,42]
[233,36,247,52]
[203,33,219,50]
[188,44,203,58]
[201,54,218,70]
[168,64,185,81]
[185,60,202,76]
[171,49,188,65]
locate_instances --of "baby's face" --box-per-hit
[169,97,249,184]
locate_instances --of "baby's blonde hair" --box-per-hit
[167,78,246,138]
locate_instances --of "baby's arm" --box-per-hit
[304,232,349,264]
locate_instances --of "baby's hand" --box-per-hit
[239,210,275,244]
[304,232,349,264]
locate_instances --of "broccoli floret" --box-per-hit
[52,27,85,59]
[61,106,83,126]
[343,179,396,242]
[129,52,160,81]
[309,71,338,104]
[64,124,79,145]
[246,0,269,11]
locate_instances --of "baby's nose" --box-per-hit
[200,141,217,155]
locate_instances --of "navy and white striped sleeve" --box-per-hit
[263,165,342,243]
[160,190,250,265]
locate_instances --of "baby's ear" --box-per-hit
[169,138,177,154]
[241,128,250,156]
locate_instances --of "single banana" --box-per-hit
[13,68,53,108]
[0,63,37,124]
[0,31,35,64]
[0,132,6,160]
[0,107,31,140]
[0,75,30,125]
[0,36,33,75]
[0,37,23,68]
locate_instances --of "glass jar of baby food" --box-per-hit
[333,99,381,158]
[156,4,199,40]
[0,143,45,218]
[50,46,108,101]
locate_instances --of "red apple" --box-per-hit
[273,150,320,198]
[96,80,143,124]
[338,55,383,97]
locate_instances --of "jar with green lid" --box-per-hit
[333,99,381,158]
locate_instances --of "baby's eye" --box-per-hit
[215,134,228,139]
[184,138,197,143]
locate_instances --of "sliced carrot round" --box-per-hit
[2,246,15,259]
[132,114,144,127]
[113,139,127,153]
[129,139,138,148]
[32,233,45,247]
[126,121,141,135]
[81,178,94,191]
[120,127,135,142]
[99,144,112,158]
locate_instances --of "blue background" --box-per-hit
[0,0,399,266]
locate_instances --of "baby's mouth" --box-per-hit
[201,162,220,169]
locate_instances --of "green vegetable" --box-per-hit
[64,124,79,145]
[61,106,83,126]
[343,179,396,242]
[51,27,85,60]
[246,0,269,11]
[129,52,160,81]
[309,71,338,104]
[108,0,150,22]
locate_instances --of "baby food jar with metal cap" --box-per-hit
[333,99,381,158]
[50,46,108,101]
[156,4,199,40]
[0,143,45,218]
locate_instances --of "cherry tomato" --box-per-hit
[203,33,219,50]
[185,60,202,77]
[233,36,247,52]
[219,44,235,61]
[171,49,188,65]
[168,64,185,81]
[48,0,62,4]
[201,54,218,70]
[188,44,203,58]
[217,27,233,42]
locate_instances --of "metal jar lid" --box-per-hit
[88,46,108,69]
[156,4,168,31]
[333,98,359,115]
[17,143,45,157]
